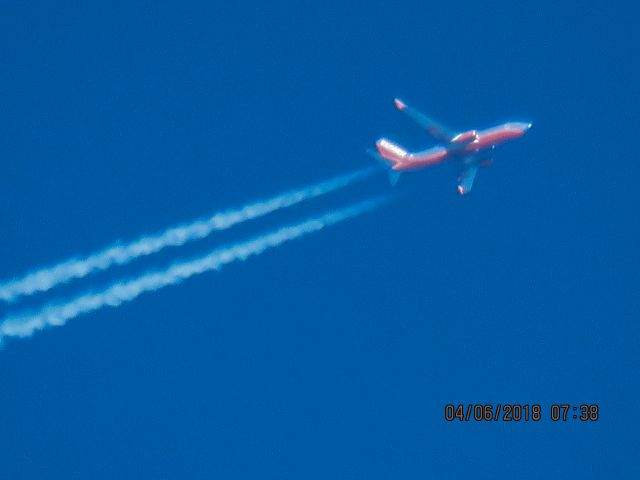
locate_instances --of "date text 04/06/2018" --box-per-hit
[444,404,599,422]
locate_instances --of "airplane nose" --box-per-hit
[507,122,532,134]
[512,122,532,134]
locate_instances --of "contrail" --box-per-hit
[0,196,389,342]
[0,167,376,303]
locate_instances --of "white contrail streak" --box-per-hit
[0,196,389,342]
[0,168,376,303]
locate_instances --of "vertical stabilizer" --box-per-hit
[375,138,408,164]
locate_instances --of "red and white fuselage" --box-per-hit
[376,122,532,172]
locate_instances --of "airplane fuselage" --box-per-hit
[376,122,531,171]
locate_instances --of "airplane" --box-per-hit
[369,98,532,194]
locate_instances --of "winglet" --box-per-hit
[394,98,407,111]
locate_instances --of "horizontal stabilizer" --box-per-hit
[388,170,401,186]
[366,149,402,186]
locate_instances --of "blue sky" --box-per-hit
[0,1,638,478]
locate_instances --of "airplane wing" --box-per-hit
[394,98,456,143]
[456,162,478,195]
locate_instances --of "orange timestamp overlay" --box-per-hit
[444,404,599,422]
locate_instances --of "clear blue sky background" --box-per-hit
[0,1,638,478]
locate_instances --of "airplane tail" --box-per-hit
[367,139,405,186]
[375,138,408,165]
